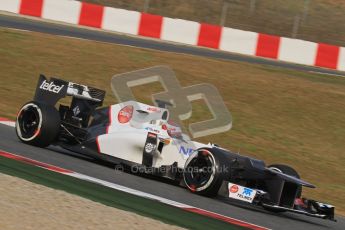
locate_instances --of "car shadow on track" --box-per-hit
[48,145,181,186]
[47,145,332,228]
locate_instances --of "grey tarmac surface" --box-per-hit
[0,124,344,230]
[0,12,344,230]
[0,13,344,77]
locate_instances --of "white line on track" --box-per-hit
[308,70,345,77]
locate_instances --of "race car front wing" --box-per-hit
[218,181,336,221]
[262,198,335,221]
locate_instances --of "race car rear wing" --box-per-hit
[33,75,106,129]
[34,75,105,106]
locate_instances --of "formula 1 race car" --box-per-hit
[15,75,336,221]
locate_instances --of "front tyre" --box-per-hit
[268,164,302,198]
[183,148,230,197]
[15,102,60,147]
[263,164,302,213]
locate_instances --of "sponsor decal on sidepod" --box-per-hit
[229,184,239,193]
[179,146,194,157]
[228,183,257,203]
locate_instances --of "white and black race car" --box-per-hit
[15,75,336,221]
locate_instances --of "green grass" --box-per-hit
[0,155,246,229]
[0,27,344,215]
[85,0,345,46]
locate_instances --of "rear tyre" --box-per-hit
[15,101,60,147]
[183,148,230,197]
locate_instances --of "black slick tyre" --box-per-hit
[15,101,60,147]
[264,164,302,213]
[183,148,230,197]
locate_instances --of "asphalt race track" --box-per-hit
[0,13,344,229]
[0,13,344,77]
[0,124,343,229]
